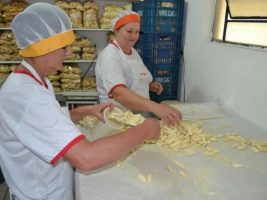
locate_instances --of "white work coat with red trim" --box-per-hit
[0,61,84,200]
[95,40,153,107]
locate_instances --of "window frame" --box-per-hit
[213,0,267,49]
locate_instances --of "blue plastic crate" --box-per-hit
[133,0,185,33]
[149,65,179,102]
[135,33,182,67]
[150,64,178,75]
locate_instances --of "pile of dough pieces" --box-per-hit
[79,108,267,187]
[79,115,98,129]
[80,108,267,156]
[107,108,267,155]
[109,110,145,127]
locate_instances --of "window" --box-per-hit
[212,0,267,48]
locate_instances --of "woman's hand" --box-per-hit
[149,81,164,95]
[152,104,182,125]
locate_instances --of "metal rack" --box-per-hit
[55,91,99,109]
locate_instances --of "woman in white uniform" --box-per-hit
[96,10,182,125]
[0,3,160,200]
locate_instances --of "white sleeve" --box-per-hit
[17,94,83,164]
[96,46,127,94]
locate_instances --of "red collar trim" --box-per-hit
[111,41,132,55]
[13,68,48,89]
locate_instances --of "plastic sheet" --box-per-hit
[76,104,267,200]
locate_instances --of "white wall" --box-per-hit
[183,0,267,131]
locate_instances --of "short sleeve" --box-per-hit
[17,94,83,164]
[96,45,127,94]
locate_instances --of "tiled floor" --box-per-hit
[0,183,10,200]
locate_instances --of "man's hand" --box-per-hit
[88,102,114,122]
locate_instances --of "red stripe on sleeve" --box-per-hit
[108,84,127,98]
[51,134,85,165]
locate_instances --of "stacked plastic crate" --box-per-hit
[133,0,185,102]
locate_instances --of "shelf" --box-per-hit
[64,60,96,63]
[0,27,10,30]
[97,0,142,1]
[55,90,99,108]
[0,27,111,31]
[56,90,98,97]
[0,61,21,64]
[73,28,111,32]
[0,60,96,64]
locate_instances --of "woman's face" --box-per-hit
[115,22,140,48]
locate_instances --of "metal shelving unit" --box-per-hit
[0,0,139,108]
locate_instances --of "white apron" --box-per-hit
[113,40,153,99]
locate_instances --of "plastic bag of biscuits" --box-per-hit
[82,46,96,53]
[83,1,98,10]
[0,45,14,54]
[0,64,12,74]
[60,73,81,80]
[0,54,12,61]
[100,5,123,29]
[71,45,81,53]
[123,4,132,10]
[66,53,81,60]
[61,82,81,91]
[0,1,4,26]
[78,37,92,48]
[69,0,83,11]
[54,0,69,10]
[1,0,28,25]
[69,9,83,28]
[81,53,95,60]
[0,31,15,41]
[2,0,28,12]
[83,9,99,29]
[0,64,13,86]
[61,65,81,75]
[81,76,96,90]
[0,1,4,9]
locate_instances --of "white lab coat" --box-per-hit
[0,60,84,200]
[95,40,153,108]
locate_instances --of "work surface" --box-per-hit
[76,103,267,200]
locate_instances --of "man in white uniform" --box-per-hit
[0,4,160,200]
